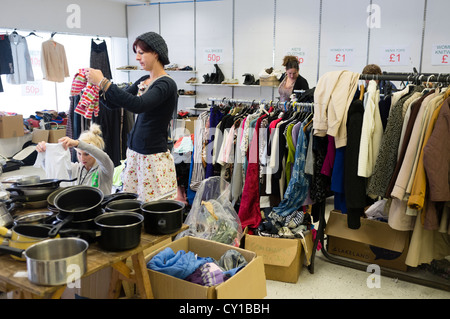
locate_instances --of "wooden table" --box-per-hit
[0,213,187,299]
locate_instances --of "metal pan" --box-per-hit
[4,178,77,189]
[0,238,89,286]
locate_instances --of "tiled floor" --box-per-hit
[1,167,449,299]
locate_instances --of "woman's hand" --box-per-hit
[58,137,79,150]
[36,141,47,153]
[86,68,104,86]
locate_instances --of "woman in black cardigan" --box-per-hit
[278,55,309,102]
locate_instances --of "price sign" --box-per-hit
[379,46,409,66]
[22,81,43,96]
[203,48,224,65]
[286,47,307,65]
[328,48,354,66]
[431,44,450,65]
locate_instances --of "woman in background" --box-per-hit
[278,55,309,102]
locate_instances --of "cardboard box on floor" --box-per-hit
[0,115,24,138]
[32,128,66,143]
[244,231,314,283]
[146,236,267,299]
[325,210,410,272]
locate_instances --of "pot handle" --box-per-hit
[0,227,11,238]
[0,245,24,258]
[48,215,74,238]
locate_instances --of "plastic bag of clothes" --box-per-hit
[175,176,242,246]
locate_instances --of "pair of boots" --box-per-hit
[242,73,259,85]
[202,64,225,84]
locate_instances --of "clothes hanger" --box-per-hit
[26,30,42,38]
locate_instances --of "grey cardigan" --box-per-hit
[68,140,114,195]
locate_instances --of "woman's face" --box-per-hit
[135,45,158,71]
[76,149,96,171]
[286,68,299,80]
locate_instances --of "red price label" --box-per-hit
[207,53,221,63]
[442,55,448,64]
[389,53,401,63]
[22,83,42,96]
[335,54,346,63]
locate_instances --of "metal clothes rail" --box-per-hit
[207,97,314,110]
[310,71,450,291]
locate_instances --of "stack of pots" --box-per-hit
[51,185,144,252]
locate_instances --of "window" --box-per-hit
[0,29,128,119]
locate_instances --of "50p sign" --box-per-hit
[203,48,224,65]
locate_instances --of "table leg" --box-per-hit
[131,251,153,299]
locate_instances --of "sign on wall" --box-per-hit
[379,46,410,66]
[203,48,224,65]
[328,47,355,67]
[431,44,450,65]
[286,47,308,66]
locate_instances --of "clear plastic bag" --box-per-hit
[175,176,242,246]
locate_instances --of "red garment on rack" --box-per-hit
[238,114,267,230]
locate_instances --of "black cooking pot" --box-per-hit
[94,212,143,251]
[54,186,104,214]
[141,200,185,235]
[105,199,143,214]
[49,186,104,238]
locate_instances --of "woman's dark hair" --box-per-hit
[282,55,299,71]
[133,39,154,54]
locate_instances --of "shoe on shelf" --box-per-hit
[184,90,196,95]
[185,77,198,83]
[242,73,256,85]
[202,74,210,84]
[177,65,193,71]
[116,65,138,70]
[165,63,178,71]
[221,79,239,85]
[214,64,225,84]
[194,103,208,108]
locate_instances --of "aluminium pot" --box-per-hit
[94,212,143,252]
[0,238,89,286]
[141,200,185,235]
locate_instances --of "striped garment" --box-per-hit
[70,68,100,119]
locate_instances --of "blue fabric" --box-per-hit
[272,122,309,217]
[147,247,213,279]
[187,150,196,205]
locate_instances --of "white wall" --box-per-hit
[126,0,450,111]
[0,0,127,37]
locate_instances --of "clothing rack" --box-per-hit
[207,97,314,111]
[360,71,450,84]
[312,71,450,291]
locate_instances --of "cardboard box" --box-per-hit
[184,116,197,135]
[173,117,197,139]
[244,232,313,283]
[325,211,410,271]
[0,115,24,138]
[146,236,267,299]
[259,76,280,87]
[32,128,66,143]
